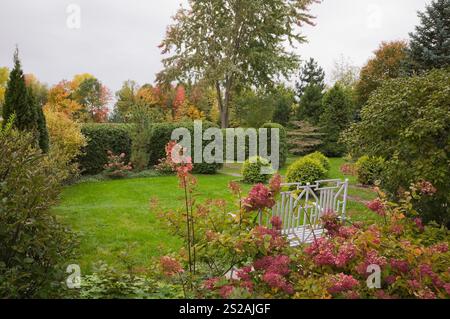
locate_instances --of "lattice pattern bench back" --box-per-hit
[262,179,349,246]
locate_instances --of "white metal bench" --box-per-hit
[260,179,349,246]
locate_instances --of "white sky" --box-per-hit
[0,0,431,95]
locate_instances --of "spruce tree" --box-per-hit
[295,58,325,98]
[3,48,37,130]
[408,0,450,72]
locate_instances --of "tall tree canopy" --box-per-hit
[72,77,111,122]
[157,0,317,128]
[356,41,407,108]
[407,0,450,73]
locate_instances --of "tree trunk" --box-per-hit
[216,79,232,128]
[215,81,229,128]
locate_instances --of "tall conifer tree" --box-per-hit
[408,0,450,72]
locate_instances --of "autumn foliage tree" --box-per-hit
[44,74,110,123]
[356,41,407,108]
[157,0,317,128]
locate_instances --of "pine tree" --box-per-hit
[3,48,37,130]
[295,58,325,98]
[319,84,354,157]
[408,0,450,72]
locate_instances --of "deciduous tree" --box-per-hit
[356,41,407,108]
[157,0,317,128]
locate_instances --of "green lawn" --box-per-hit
[53,157,378,272]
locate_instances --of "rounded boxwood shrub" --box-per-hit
[242,156,273,184]
[305,151,330,171]
[356,155,385,186]
[286,157,327,185]
[79,124,132,175]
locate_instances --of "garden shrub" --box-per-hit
[0,122,76,298]
[356,155,385,186]
[242,156,273,184]
[45,109,87,177]
[103,150,133,179]
[343,68,450,225]
[79,123,132,175]
[286,157,327,184]
[305,151,330,171]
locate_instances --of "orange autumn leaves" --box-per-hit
[44,73,111,123]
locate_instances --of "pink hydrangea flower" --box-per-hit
[242,184,276,212]
[429,243,449,254]
[416,181,437,196]
[270,216,283,231]
[253,255,291,276]
[366,198,386,216]
[390,259,409,273]
[321,210,341,237]
[356,250,387,276]
[236,266,253,281]
[203,277,220,290]
[384,275,397,285]
[219,285,234,298]
[305,238,336,267]
[414,218,425,232]
[269,174,282,194]
[335,243,357,268]
[262,272,293,294]
[328,273,359,294]
[338,226,359,239]
[228,181,241,196]
[160,256,184,276]
[444,283,450,296]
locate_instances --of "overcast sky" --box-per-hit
[0,0,431,96]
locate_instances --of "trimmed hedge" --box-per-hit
[78,121,288,176]
[286,157,327,185]
[79,124,132,175]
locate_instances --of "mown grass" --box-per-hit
[53,156,378,272]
